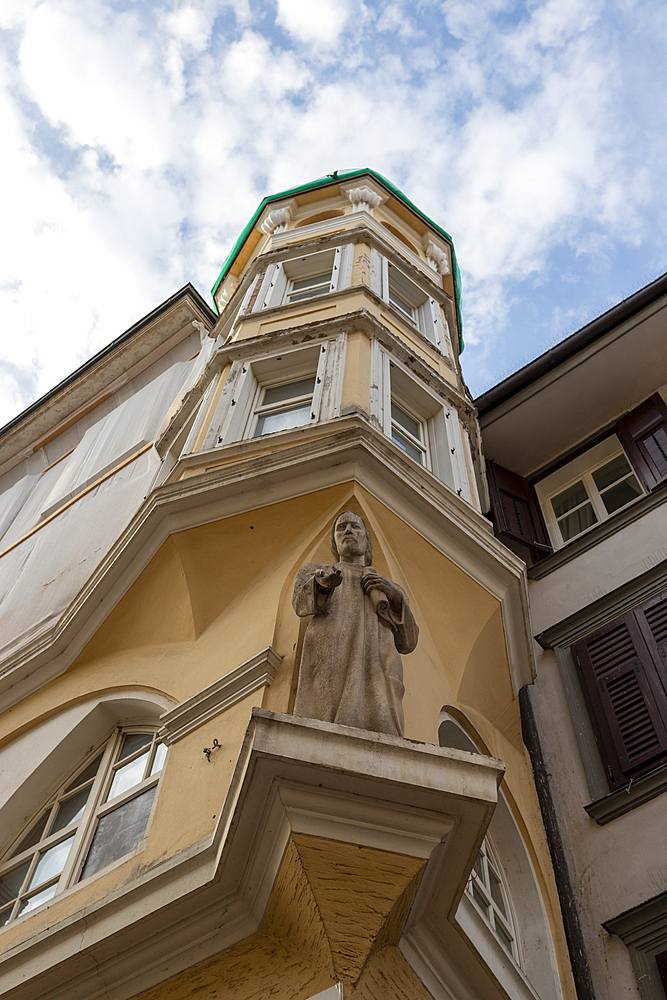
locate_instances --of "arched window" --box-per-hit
[0,728,167,925]
[466,836,519,960]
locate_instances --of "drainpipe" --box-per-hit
[519,685,596,1000]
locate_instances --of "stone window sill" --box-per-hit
[585,761,667,825]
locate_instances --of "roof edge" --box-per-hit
[475,270,667,416]
[0,283,216,444]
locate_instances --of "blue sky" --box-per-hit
[1,0,667,424]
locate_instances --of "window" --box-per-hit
[466,837,518,960]
[572,590,667,790]
[0,729,166,925]
[535,437,644,548]
[616,393,667,492]
[251,247,349,313]
[486,461,552,558]
[252,375,317,437]
[378,258,449,353]
[371,346,477,503]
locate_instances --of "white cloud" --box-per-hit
[1,0,667,418]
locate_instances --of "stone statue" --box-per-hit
[292,510,419,737]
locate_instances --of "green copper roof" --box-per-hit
[211,167,464,351]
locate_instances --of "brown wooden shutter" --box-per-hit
[616,393,667,491]
[573,613,667,789]
[635,590,667,694]
[486,461,552,556]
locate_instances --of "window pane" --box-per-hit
[551,481,589,518]
[289,272,331,292]
[11,810,50,857]
[592,454,632,492]
[0,861,30,907]
[600,476,643,514]
[118,733,153,762]
[107,751,150,801]
[150,742,167,776]
[17,882,58,916]
[262,377,316,407]
[494,918,514,953]
[558,503,598,541]
[80,786,156,881]
[287,285,330,303]
[65,752,104,792]
[255,404,312,437]
[0,905,14,927]
[489,869,507,917]
[391,403,421,440]
[391,428,423,464]
[29,835,74,889]
[472,851,485,883]
[388,288,415,318]
[471,882,489,917]
[51,787,90,834]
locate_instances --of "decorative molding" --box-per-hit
[585,761,667,825]
[345,186,383,213]
[535,554,667,649]
[259,198,297,235]
[424,240,450,276]
[0,710,502,1000]
[158,646,282,744]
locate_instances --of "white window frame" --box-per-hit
[0,728,167,926]
[252,246,351,313]
[203,336,346,450]
[371,344,474,502]
[379,258,448,353]
[465,836,520,963]
[536,436,645,549]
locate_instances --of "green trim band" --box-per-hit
[210,168,464,351]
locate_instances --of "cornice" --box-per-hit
[158,647,282,744]
[0,710,502,1000]
[0,416,533,710]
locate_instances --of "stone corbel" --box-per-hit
[345,186,384,213]
[259,198,297,236]
[422,236,450,276]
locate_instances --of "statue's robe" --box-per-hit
[292,561,419,737]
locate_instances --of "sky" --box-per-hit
[1,0,667,426]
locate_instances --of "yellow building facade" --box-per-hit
[0,170,575,1000]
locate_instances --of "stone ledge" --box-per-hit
[585,762,667,825]
[158,646,282,744]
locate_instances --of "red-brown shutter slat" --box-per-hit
[616,393,667,491]
[573,613,667,788]
[486,461,552,556]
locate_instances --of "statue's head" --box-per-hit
[330,510,373,566]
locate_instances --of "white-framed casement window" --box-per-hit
[201,338,346,451]
[536,436,644,547]
[0,729,166,925]
[377,257,449,354]
[371,344,477,505]
[251,247,352,313]
[466,837,519,961]
[251,374,317,437]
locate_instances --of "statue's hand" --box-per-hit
[361,569,402,605]
[315,567,343,591]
